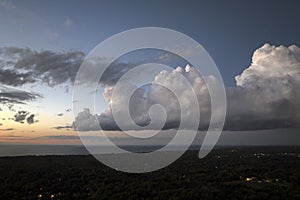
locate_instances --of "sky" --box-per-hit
[0,0,300,146]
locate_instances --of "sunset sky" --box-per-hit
[1,0,300,146]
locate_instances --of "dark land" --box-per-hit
[0,146,300,200]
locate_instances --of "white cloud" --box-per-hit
[64,17,73,27]
[227,43,300,129]
[74,43,300,131]
[236,43,300,88]
[74,108,100,131]
[75,64,213,131]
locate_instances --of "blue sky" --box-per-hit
[1,0,299,85]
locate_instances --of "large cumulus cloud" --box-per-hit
[74,64,215,131]
[74,43,300,131]
[0,68,35,86]
[226,44,300,130]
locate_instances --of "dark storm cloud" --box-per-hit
[0,90,41,101]
[52,125,73,130]
[224,87,298,130]
[223,44,300,130]
[26,114,36,124]
[13,111,37,124]
[0,47,84,87]
[0,85,41,107]
[0,98,24,105]
[1,47,141,88]
[73,108,123,131]
[14,110,29,123]
[100,62,137,86]
[74,57,141,88]
[98,50,180,87]
[0,69,35,86]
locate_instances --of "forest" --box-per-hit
[0,146,299,200]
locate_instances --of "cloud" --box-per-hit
[0,85,41,101]
[0,0,16,10]
[1,47,148,89]
[225,44,300,130]
[64,17,73,27]
[0,47,84,87]
[74,65,212,131]
[13,110,37,124]
[99,61,141,87]
[0,128,14,131]
[158,53,173,62]
[0,85,41,109]
[74,108,102,131]
[79,57,163,88]
[52,125,73,130]
[26,114,36,124]
[74,44,300,131]
[0,69,35,86]
[14,110,29,123]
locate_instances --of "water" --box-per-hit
[0,145,89,157]
[0,144,204,157]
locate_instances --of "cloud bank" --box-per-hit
[74,44,300,131]
[1,44,299,131]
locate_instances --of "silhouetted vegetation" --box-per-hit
[0,146,300,199]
